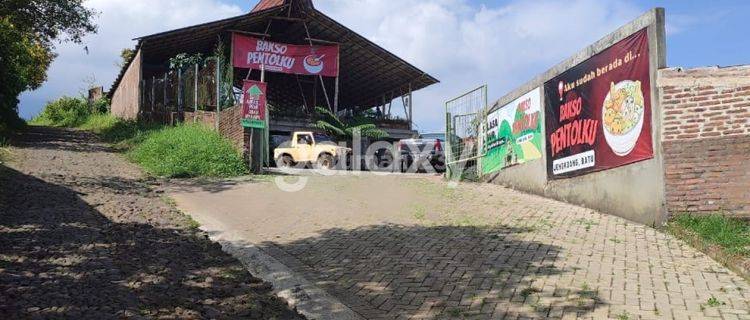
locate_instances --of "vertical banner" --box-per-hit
[483,87,543,174]
[241,80,267,129]
[544,28,653,179]
[232,33,339,77]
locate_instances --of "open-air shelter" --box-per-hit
[109,0,439,151]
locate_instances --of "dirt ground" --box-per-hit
[0,127,303,319]
[171,171,750,319]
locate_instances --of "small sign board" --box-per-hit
[241,80,267,129]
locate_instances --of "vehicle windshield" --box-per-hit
[314,135,333,142]
[420,133,445,141]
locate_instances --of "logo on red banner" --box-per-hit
[241,80,267,129]
[232,33,339,77]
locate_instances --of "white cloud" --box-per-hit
[318,0,643,132]
[19,0,243,119]
[20,0,645,133]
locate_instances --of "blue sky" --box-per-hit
[18,0,750,132]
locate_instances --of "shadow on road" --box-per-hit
[0,160,301,318]
[13,126,116,154]
[264,224,606,319]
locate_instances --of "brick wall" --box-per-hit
[218,106,244,149]
[183,107,245,150]
[659,65,750,217]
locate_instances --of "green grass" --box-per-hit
[77,114,161,148]
[78,113,121,133]
[615,311,630,320]
[706,296,725,307]
[30,96,91,127]
[0,138,10,163]
[30,97,247,179]
[128,124,247,178]
[669,214,750,256]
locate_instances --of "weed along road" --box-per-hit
[170,173,750,320]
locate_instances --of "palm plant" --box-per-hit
[313,107,389,141]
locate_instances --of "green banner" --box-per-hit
[483,87,543,174]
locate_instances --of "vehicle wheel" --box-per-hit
[316,153,335,170]
[379,151,394,170]
[276,154,294,168]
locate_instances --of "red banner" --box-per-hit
[232,33,339,77]
[544,28,653,179]
[241,80,267,129]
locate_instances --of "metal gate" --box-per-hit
[445,85,487,181]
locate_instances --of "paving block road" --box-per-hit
[170,174,750,320]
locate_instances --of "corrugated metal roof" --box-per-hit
[251,0,286,13]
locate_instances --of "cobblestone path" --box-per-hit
[0,127,302,319]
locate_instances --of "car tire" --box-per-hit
[316,153,335,170]
[276,154,294,168]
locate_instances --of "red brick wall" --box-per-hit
[181,107,244,150]
[659,66,750,217]
[218,106,244,150]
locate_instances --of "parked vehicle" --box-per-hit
[273,132,351,169]
[397,133,446,173]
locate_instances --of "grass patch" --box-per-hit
[519,287,541,299]
[668,214,750,257]
[30,97,248,179]
[80,114,162,148]
[705,296,725,307]
[30,96,91,127]
[0,139,10,163]
[128,124,247,178]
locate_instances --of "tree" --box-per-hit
[0,0,97,135]
[313,107,388,141]
[0,17,54,131]
[0,0,97,46]
[118,48,135,68]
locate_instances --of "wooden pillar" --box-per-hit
[162,73,167,112]
[177,68,183,123]
[215,57,221,131]
[408,83,413,129]
[193,63,198,123]
[333,76,340,113]
[151,76,155,112]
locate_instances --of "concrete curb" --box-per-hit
[202,231,364,320]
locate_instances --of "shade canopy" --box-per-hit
[111,0,438,111]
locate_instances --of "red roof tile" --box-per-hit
[251,0,286,13]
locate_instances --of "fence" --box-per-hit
[445,85,487,181]
[140,58,235,126]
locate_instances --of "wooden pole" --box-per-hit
[163,73,167,119]
[408,83,413,129]
[319,77,331,111]
[333,76,339,113]
[215,57,221,131]
[303,20,332,111]
[194,63,198,123]
[333,51,340,113]
[177,68,182,123]
[151,76,155,112]
[296,74,308,112]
